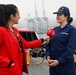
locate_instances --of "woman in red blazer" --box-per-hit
[0,4,47,75]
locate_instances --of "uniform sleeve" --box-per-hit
[19,34,42,49]
[0,29,11,67]
[57,28,76,64]
[45,39,51,57]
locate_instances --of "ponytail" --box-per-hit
[64,13,73,24]
[67,17,73,24]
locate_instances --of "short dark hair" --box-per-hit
[0,4,18,26]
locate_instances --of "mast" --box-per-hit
[34,0,42,33]
[42,0,46,17]
[34,1,39,18]
[42,0,48,32]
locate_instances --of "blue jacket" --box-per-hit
[45,24,76,75]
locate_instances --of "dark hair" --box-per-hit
[0,4,18,26]
[64,13,73,24]
[0,4,6,26]
[5,4,18,25]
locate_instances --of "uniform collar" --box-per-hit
[59,24,70,30]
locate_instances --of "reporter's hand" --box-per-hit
[7,61,15,67]
[44,36,50,43]
[11,63,15,66]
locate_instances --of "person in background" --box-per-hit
[45,6,76,75]
[0,4,48,75]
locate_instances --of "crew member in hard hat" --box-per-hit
[45,6,76,75]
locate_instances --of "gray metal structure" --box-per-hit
[25,0,49,33]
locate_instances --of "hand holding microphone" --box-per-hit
[47,28,56,37]
[42,28,55,46]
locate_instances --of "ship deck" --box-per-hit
[23,57,76,75]
[23,57,49,75]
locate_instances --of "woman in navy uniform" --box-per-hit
[45,6,76,75]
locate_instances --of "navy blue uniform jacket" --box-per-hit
[45,24,76,75]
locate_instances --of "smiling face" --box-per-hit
[56,14,68,24]
[5,4,21,26]
[11,9,20,24]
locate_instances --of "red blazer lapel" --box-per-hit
[6,28,20,51]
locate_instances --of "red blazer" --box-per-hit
[0,26,42,75]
